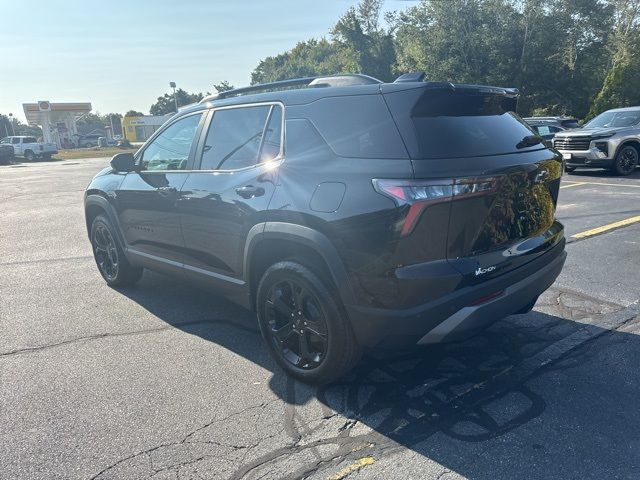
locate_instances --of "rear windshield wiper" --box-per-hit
[516,135,544,149]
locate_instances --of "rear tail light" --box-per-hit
[373,176,500,236]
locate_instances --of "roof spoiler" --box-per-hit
[393,72,519,97]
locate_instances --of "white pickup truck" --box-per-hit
[0,136,58,160]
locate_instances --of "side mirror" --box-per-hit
[110,152,136,172]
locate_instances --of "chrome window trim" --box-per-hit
[133,102,285,174]
[133,110,206,171]
[196,101,285,173]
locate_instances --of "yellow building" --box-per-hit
[122,114,172,142]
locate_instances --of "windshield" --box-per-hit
[586,110,640,128]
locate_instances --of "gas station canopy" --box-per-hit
[22,101,92,147]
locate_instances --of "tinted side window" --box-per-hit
[12,138,20,144]
[259,106,282,163]
[140,113,202,171]
[200,106,270,170]
[24,137,37,143]
[306,95,408,159]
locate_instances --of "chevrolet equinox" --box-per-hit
[84,73,567,384]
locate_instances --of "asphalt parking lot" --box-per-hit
[1,158,639,480]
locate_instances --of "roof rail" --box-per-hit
[199,74,382,103]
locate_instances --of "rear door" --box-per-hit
[178,103,283,286]
[114,112,204,266]
[383,85,563,283]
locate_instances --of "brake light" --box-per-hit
[373,176,500,236]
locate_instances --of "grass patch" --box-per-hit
[53,146,139,160]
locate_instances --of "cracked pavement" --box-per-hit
[1,159,639,479]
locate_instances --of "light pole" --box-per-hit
[8,113,15,135]
[169,81,178,112]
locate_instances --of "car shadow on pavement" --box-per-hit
[117,270,640,480]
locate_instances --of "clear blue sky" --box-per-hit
[0,0,418,121]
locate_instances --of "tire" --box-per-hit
[85,142,95,148]
[564,165,576,173]
[612,145,638,176]
[256,261,362,385]
[24,150,35,161]
[90,215,143,287]
[42,153,52,160]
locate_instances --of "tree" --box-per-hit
[589,0,640,117]
[149,89,204,115]
[251,0,394,84]
[0,114,42,137]
[0,115,12,137]
[251,38,346,84]
[212,80,234,92]
[125,110,144,117]
[330,0,396,81]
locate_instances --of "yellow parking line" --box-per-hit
[560,182,587,189]
[328,457,375,480]
[576,181,640,189]
[572,215,640,240]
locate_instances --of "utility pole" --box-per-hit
[8,113,15,135]
[170,82,178,112]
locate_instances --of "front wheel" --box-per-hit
[564,165,576,173]
[91,215,143,286]
[256,261,361,385]
[612,145,638,176]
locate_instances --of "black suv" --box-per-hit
[85,73,566,384]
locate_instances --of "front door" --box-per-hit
[114,112,204,266]
[178,104,283,287]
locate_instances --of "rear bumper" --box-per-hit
[346,240,566,347]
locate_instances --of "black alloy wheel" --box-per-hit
[90,215,143,286]
[93,222,119,282]
[613,145,638,176]
[264,279,329,369]
[256,261,361,384]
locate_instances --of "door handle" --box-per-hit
[157,186,177,196]
[235,185,265,199]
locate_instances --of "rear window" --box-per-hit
[384,88,539,159]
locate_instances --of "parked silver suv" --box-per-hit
[553,107,640,175]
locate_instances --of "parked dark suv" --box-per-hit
[84,73,566,384]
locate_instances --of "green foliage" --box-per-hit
[250,0,640,120]
[589,0,640,118]
[212,80,234,93]
[125,110,144,117]
[150,89,204,115]
[0,114,42,137]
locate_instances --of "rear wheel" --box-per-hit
[91,215,142,286]
[256,261,361,385]
[612,145,638,176]
[24,150,35,161]
[564,165,576,173]
[42,153,52,161]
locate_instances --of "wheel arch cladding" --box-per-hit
[244,222,357,310]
